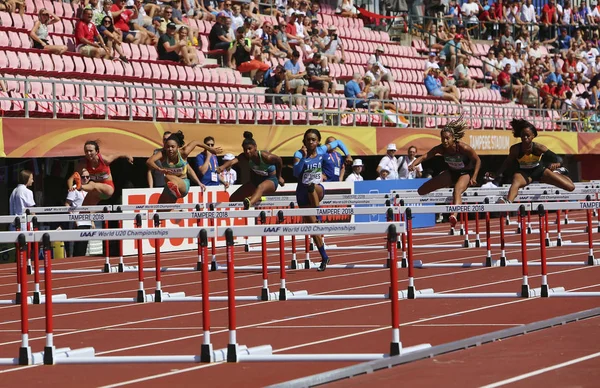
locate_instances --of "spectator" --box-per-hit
[520,0,539,38]
[230,3,244,31]
[263,65,287,103]
[86,0,104,26]
[461,0,480,34]
[220,153,237,186]
[338,0,358,18]
[489,38,503,56]
[307,1,319,17]
[284,13,302,44]
[209,12,232,51]
[528,40,544,58]
[364,63,391,101]
[30,9,68,55]
[130,0,158,45]
[196,136,223,186]
[556,28,572,52]
[111,0,142,44]
[367,46,394,82]
[500,25,515,48]
[482,50,499,79]
[424,52,440,71]
[398,145,422,179]
[9,170,35,227]
[158,22,198,66]
[496,63,513,94]
[481,172,498,188]
[228,26,270,84]
[440,33,466,71]
[541,79,560,108]
[540,0,558,40]
[65,169,91,258]
[274,22,293,57]
[575,52,592,82]
[205,0,219,15]
[585,40,599,65]
[344,73,394,111]
[322,25,343,65]
[283,50,308,96]
[261,22,287,59]
[306,53,337,94]
[75,8,108,58]
[140,0,161,18]
[454,56,477,89]
[424,68,461,104]
[98,16,128,62]
[345,159,364,182]
[376,143,400,180]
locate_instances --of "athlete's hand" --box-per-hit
[278,177,285,187]
[223,182,230,190]
[216,166,223,173]
[300,146,307,158]
[209,146,223,154]
[200,183,207,192]
[469,177,478,186]
[548,163,561,171]
[407,163,414,172]
[126,156,134,164]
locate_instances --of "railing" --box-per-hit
[0,76,594,131]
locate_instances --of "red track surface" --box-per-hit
[0,211,599,387]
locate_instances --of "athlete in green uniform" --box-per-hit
[146,131,221,203]
[408,116,481,228]
[217,131,284,209]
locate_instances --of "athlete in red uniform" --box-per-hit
[67,140,133,205]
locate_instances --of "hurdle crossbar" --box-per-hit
[25,205,112,213]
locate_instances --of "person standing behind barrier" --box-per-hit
[9,170,35,230]
[220,153,238,186]
[376,144,400,180]
[408,116,481,228]
[345,159,364,182]
[293,128,331,271]
[217,131,284,209]
[147,131,172,188]
[398,145,422,179]
[481,172,499,189]
[195,136,226,188]
[147,131,216,201]
[495,118,575,203]
[322,136,350,182]
[65,169,91,257]
[68,141,133,205]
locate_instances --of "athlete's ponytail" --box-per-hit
[440,115,467,142]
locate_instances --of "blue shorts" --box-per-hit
[296,183,324,207]
[430,88,444,97]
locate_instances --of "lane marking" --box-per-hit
[481,351,600,388]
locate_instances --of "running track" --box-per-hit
[0,211,598,387]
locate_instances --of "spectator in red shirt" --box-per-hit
[75,8,108,58]
[541,80,559,108]
[111,0,142,44]
[541,0,558,40]
[285,13,301,43]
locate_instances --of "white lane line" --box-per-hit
[255,325,386,329]
[411,324,521,327]
[480,351,600,388]
[104,327,228,331]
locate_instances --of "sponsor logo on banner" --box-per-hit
[80,231,97,238]
[69,214,105,222]
[580,202,600,209]
[316,208,354,216]
[263,227,282,233]
[445,205,485,213]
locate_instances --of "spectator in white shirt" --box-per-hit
[65,169,91,257]
[398,145,423,179]
[367,46,394,82]
[220,153,237,186]
[364,63,390,100]
[376,143,400,180]
[481,172,498,188]
[425,52,440,71]
[345,159,364,182]
[9,170,35,230]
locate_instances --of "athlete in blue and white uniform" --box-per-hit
[293,128,351,271]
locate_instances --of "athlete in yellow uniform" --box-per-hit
[496,119,575,203]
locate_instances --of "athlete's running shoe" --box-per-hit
[448,214,458,228]
[243,197,252,210]
[72,172,82,190]
[496,197,511,204]
[167,181,181,198]
[317,257,330,272]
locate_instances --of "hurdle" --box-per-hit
[218,223,432,362]
[402,206,566,299]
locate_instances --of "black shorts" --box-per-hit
[33,39,48,49]
[516,165,546,182]
[449,169,473,184]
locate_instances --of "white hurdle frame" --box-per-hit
[217,222,432,362]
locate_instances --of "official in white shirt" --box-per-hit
[398,146,423,179]
[65,169,91,257]
[9,170,35,230]
[345,159,364,182]
[220,153,238,187]
[377,143,400,180]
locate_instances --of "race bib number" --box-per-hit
[447,161,465,170]
[302,171,322,185]
[252,168,268,176]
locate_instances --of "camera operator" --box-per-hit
[322,25,343,65]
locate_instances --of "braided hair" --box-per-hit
[440,115,467,142]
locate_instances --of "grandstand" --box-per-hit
[1,0,597,131]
